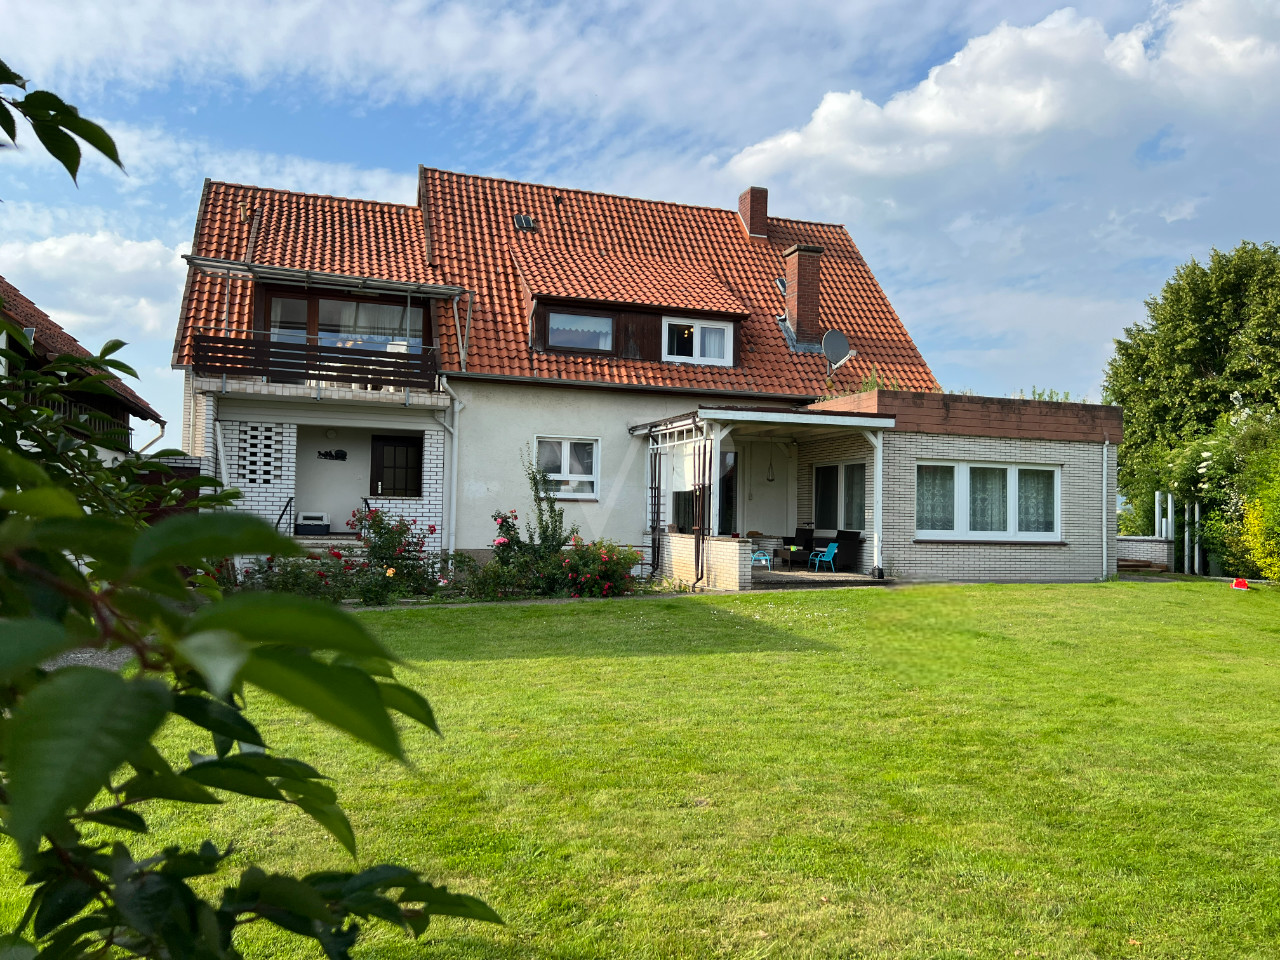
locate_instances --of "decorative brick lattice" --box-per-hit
[234,423,278,485]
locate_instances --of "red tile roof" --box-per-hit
[175,171,937,397]
[173,180,441,363]
[421,168,936,396]
[0,275,163,423]
[511,247,748,317]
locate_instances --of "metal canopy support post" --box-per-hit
[863,427,885,579]
[1184,500,1192,574]
[1194,501,1202,575]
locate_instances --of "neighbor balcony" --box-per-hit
[189,330,439,396]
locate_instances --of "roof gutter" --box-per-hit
[183,255,470,300]
[441,370,828,404]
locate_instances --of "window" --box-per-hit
[814,461,867,533]
[264,290,425,353]
[915,461,1060,540]
[536,437,599,499]
[320,300,423,352]
[371,435,422,497]
[548,312,613,352]
[663,317,732,366]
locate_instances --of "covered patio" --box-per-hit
[631,405,897,590]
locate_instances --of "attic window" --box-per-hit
[513,214,537,232]
[775,277,786,294]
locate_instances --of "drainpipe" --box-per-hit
[1194,500,1202,575]
[1101,439,1109,580]
[1183,500,1191,574]
[439,374,465,554]
[865,428,884,579]
[137,422,166,456]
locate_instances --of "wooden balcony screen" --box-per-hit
[190,334,437,391]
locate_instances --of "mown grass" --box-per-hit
[6,581,1280,958]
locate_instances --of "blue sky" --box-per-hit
[2,0,1278,438]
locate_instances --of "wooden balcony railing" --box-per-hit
[191,333,438,391]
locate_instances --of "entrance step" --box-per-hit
[293,535,365,558]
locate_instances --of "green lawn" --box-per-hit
[7,581,1280,958]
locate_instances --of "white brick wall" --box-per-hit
[222,420,298,528]
[364,426,446,551]
[1116,536,1174,567]
[878,433,1117,582]
[659,533,753,590]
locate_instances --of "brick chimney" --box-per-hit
[738,186,768,238]
[784,243,823,344]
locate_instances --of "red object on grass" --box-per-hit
[1232,578,1250,590]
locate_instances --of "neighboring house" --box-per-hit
[172,170,1121,584]
[1,275,165,461]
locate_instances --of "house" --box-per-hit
[172,170,1121,584]
[1,275,165,459]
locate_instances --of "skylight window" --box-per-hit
[513,214,537,232]
[775,277,786,294]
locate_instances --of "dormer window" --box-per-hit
[548,311,613,352]
[662,317,732,366]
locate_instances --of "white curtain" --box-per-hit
[1018,469,1055,532]
[969,467,1008,532]
[916,465,955,530]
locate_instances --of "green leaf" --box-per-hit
[130,512,295,570]
[0,487,82,519]
[0,446,49,488]
[175,630,250,699]
[377,682,440,735]
[252,874,334,924]
[0,619,76,683]
[0,935,36,960]
[342,865,418,896]
[120,771,221,805]
[0,57,27,87]
[7,670,170,858]
[180,758,285,801]
[29,516,135,570]
[172,694,264,747]
[29,121,81,182]
[80,807,147,833]
[0,102,16,143]
[276,777,337,803]
[293,799,357,859]
[229,753,326,780]
[398,882,503,924]
[32,878,95,938]
[188,593,393,660]
[240,647,402,759]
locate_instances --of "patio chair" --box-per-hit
[808,541,838,572]
[751,550,772,570]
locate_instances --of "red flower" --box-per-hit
[329,549,343,559]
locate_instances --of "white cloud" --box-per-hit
[0,232,187,338]
[725,0,1280,396]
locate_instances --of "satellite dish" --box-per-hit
[821,329,853,370]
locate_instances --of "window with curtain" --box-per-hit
[270,298,308,344]
[662,317,733,366]
[536,437,599,498]
[915,461,1059,540]
[969,466,1008,532]
[814,464,839,529]
[843,462,866,530]
[319,299,422,352]
[548,312,613,351]
[1018,468,1056,532]
[916,464,955,531]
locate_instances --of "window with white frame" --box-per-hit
[662,317,733,366]
[915,461,1060,541]
[536,437,599,498]
[547,312,613,352]
[814,461,866,533]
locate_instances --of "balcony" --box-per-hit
[190,332,438,392]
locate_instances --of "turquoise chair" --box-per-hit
[751,550,772,570]
[808,542,838,572]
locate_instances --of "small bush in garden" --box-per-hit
[561,537,642,598]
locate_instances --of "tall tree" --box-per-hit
[1104,241,1280,531]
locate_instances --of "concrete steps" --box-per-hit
[292,535,365,558]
